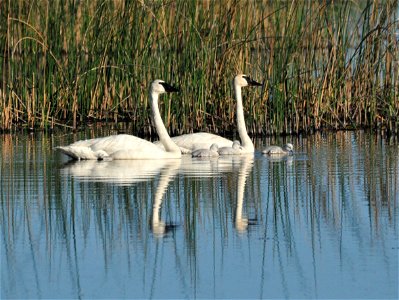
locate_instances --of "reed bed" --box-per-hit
[1,0,398,135]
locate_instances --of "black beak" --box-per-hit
[244,76,262,86]
[160,82,179,93]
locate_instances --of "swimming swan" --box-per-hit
[155,74,262,154]
[56,80,181,160]
[191,143,220,158]
[262,143,294,156]
[218,140,243,155]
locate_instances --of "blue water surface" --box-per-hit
[1,130,398,299]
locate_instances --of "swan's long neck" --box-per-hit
[151,92,180,153]
[234,85,254,152]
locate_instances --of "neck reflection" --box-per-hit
[151,161,180,237]
[234,155,254,233]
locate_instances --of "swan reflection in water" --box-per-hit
[179,155,243,177]
[150,162,180,237]
[234,155,254,233]
[60,159,181,185]
[265,154,294,166]
[180,154,255,233]
[60,159,181,238]
[152,156,254,236]
[60,154,256,236]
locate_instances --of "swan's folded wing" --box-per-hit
[57,134,178,160]
[55,145,104,160]
[169,133,233,151]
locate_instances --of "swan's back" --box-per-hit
[218,140,242,155]
[262,145,285,155]
[57,134,180,160]
[173,133,232,151]
[192,143,220,158]
[154,132,233,153]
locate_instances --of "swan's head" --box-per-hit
[232,140,242,150]
[234,74,262,87]
[283,143,294,153]
[210,143,219,151]
[150,80,179,94]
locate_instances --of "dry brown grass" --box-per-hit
[1,0,398,135]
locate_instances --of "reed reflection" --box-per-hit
[1,131,398,299]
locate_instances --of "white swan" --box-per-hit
[218,140,243,155]
[262,143,294,156]
[56,80,181,160]
[191,143,219,158]
[155,74,262,154]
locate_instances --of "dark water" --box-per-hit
[1,130,398,299]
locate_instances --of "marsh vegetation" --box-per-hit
[1,0,398,135]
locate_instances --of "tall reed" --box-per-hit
[1,0,398,135]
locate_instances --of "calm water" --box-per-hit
[1,130,398,299]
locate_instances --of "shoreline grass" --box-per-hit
[1,0,398,136]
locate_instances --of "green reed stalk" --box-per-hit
[0,0,398,135]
